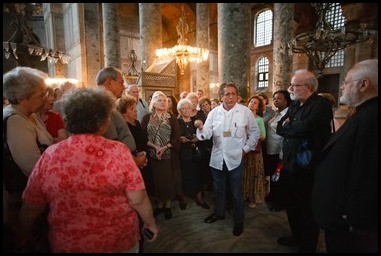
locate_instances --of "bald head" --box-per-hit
[126,84,139,99]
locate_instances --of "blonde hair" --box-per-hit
[149,91,167,112]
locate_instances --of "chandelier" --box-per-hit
[3,3,71,64]
[283,3,378,74]
[155,5,209,75]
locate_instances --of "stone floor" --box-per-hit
[143,193,326,253]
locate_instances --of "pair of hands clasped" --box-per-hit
[151,144,169,160]
[180,134,198,144]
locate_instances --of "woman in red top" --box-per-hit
[35,86,68,143]
[18,88,158,252]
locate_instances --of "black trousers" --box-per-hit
[264,154,284,208]
[282,169,319,253]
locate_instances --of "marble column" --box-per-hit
[139,3,162,69]
[196,3,210,97]
[273,3,294,91]
[217,3,251,99]
[43,3,67,78]
[102,3,120,68]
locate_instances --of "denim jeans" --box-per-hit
[211,161,244,224]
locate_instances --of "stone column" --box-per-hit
[218,3,251,99]
[196,3,210,97]
[273,3,294,91]
[102,3,120,67]
[43,3,67,78]
[139,3,162,69]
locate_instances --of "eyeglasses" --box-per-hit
[289,83,308,88]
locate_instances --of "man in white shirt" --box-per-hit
[126,84,149,122]
[194,83,260,237]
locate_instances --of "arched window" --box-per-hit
[325,3,346,68]
[257,57,269,89]
[254,9,273,47]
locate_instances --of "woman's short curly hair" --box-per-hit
[3,66,48,104]
[63,88,115,134]
[116,94,137,114]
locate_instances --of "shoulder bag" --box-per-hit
[3,114,28,193]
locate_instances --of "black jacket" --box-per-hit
[277,93,333,173]
[312,97,378,232]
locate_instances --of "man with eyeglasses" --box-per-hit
[276,69,333,252]
[312,59,378,253]
[96,67,147,169]
[194,83,260,237]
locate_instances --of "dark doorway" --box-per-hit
[317,74,340,107]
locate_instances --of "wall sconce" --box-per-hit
[127,50,139,77]
[123,49,140,85]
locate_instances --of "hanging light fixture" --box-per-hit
[155,5,209,75]
[281,3,378,75]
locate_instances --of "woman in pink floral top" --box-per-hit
[18,88,158,253]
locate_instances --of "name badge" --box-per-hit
[223,131,231,137]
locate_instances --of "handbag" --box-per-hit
[296,139,312,168]
[3,114,28,193]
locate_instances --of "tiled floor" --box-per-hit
[143,193,326,253]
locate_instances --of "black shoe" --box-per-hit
[196,201,210,209]
[153,207,163,217]
[164,208,172,220]
[277,236,298,246]
[179,202,187,210]
[204,213,225,223]
[233,223,244,236]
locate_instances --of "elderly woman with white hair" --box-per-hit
[177,98,209,210]
[3,67,48,206]
[141,91,181,220]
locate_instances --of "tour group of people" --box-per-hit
[3,58,378,253]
